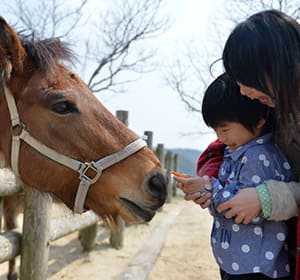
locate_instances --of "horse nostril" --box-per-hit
[146,173,167,200]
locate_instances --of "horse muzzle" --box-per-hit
[120,171,167,222]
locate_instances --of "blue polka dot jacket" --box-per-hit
[209,133,293,278]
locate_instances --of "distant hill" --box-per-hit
[169,148,202,175]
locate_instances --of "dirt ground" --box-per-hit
[0,197,220,280]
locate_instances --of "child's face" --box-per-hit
[214,121,263,152]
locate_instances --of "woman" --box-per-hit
[182,9,300,279]
[218,9,300,222]
[221,10,300,279]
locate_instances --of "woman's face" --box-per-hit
[237,82,275,108]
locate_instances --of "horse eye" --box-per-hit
[52,101,78,115]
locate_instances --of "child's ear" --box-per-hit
[257,118,266,128]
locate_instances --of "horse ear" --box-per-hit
[0,17,26,81]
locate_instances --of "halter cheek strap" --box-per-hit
[4,87,147,214]
[74,139,147,213]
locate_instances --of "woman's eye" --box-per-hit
[52,101,78,115]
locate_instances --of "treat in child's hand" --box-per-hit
[171,171,187,178]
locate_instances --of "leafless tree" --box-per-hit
[83,0,168,93]
[1,0,88,38]
[165,46,209,114]
[0,0,169,93]
[166,0,300,114]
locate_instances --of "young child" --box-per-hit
[175,73,293,279]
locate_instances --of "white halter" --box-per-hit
[4,86,147,213]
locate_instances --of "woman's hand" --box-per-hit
[216,188,262,224]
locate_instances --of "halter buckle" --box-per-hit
[11,122,25,137]
[79,162,102,184]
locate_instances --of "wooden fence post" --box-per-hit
[106,110,129,249]
[164,151,173,203]
[144,131,153,150]
[109,215,124,249]
[78,224,98,251]
[155,144,166,210]
[0,158,4,231]
[173,153,179,196]
[116,110,129,127]
[156,144,165,168]
[19,187,52,280]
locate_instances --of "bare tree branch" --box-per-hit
[165,57,203,113]
[2,0,88,39]
[0,0,169,94]
[166,0,300,116]
[85,0,169,93]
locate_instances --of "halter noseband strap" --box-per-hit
[4,87,147,214]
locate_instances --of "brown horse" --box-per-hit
[0,17,167,279]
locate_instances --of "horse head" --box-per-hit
[0,17,167,223]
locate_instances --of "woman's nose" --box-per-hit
[240,87,255,100]
[240,85,249,96]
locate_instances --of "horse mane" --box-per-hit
[20,34,76,72]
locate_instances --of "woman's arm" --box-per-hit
[264,180,300,221]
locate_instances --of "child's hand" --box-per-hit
[172,172,194,192]
[172,173,212,208]
[172,173,211,194]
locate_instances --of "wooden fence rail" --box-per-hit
[0,231,21,263]
[0,110,179,279]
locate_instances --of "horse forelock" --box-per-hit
[20,34,76,72]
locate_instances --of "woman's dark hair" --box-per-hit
[222,9,300,141]
[202,73,274,133]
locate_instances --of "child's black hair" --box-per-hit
[202,73,274,133]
